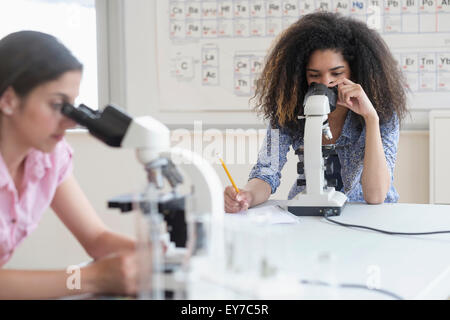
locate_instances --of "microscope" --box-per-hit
[285,83,347,217]
[61,103,225,299]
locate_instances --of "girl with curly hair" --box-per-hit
[224,12,408,213]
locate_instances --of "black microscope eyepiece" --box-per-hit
[303,82,338,113]
[60,103,132,147]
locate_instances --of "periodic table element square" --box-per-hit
[202,46,219,67]
[234,75,252,96]
[384,0,402,14]
[334,0,350,14]
[438,14,450,31]
[234,18,251,37]
[250,18,267,36]
[350,14,368,24]
[202,66,220,86]
[404,72,419,91]
[266,17,283,36]
[316,0,333,13]
[250,0,266,17]
[170,21,186,39]
[282,0,301,16]
[251,74,260,93]
[267,0,283,17]
[367,0,383,13]
[401,0,418,13]
[202,1,218,19]
[186,20,202,38]
[300,0,315,14]
[175,56,195,80]
[234,55,251,75]
[384,14,402,33]
[438,53,450,71]
[419,13,437,32]
[419,0,437,13]
[402,53,419,72]
[401,13,419,32]
[282,16,299,30]
[202,19,218,38]
[350,0,366,14]
[170,2,185,20]
[437,0,450,12]
[419,53,437,72]
[250,55,265,74]
[218,19,234,37]
[185,1,201,19]
[367,7,383,30]
[218,1,234,19]
[437,72,450,91]
[234,0,251,18]
[419,72,436,91]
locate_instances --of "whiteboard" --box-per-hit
[155,0,450,113]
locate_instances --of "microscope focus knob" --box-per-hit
[325,161,334,175]
[297,179,306,187]
[297,162,304,174]
[327,179,338,188]
[295,147,304,155]
[322,144,336,158]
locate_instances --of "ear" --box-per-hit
[0,86,20,116]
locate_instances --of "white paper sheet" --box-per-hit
[226,201,300,225]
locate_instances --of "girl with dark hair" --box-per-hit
[224,12,408,213]
[0,31,137,298]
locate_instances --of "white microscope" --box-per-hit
[61,103,225,299]
[285,83,347,216]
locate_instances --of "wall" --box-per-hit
[4,129,429,270]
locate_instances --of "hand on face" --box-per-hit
[332,78,378,120]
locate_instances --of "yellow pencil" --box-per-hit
[219,158,240,194]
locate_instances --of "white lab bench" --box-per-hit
[67,202,450,300]
[204,202,450,300]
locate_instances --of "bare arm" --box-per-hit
[361,114,390,204]
[0,268,95,299]
[0,251,137,299]
[244,178,272,207]
[51,174,136,259]
[335,78,391,204]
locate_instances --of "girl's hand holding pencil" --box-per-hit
[220,158,253,213]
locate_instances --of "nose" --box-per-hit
[316,75,335,87]
[60,116,77,130]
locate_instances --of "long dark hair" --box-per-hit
[0,30,83,98]
[253,12,407,135]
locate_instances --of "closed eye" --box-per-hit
[50,102,65,112]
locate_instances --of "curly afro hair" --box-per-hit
[253,12,408,136]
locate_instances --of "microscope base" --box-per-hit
[285,188,347,217]
[287,204,345,217]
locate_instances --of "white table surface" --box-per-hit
[220,202,450,300]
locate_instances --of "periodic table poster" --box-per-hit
[156,0,450,111]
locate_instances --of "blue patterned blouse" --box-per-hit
[249,111,400,203]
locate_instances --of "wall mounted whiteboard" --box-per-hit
[155,0,450,115]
